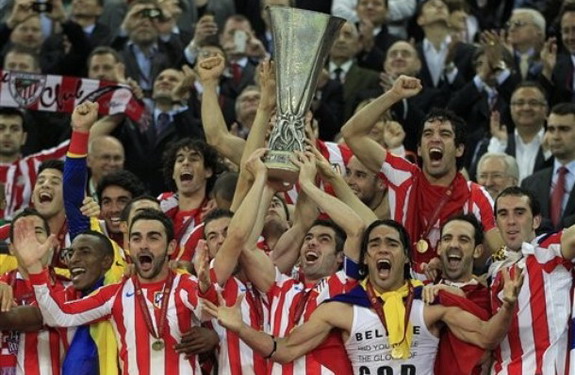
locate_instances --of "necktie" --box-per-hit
[519,54,530,79]
[231,62,242,85]
[334,67,343,84]
[156,112,170,135]
[550,166,568,228]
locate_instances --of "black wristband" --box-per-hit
[264,335,277,359]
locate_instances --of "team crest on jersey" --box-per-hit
[8,72,46,107]
[154,291,164,308]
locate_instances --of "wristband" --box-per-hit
[264,335,277,359]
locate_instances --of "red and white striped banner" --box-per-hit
[0,70,145,122]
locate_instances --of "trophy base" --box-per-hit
[265,151,299,192]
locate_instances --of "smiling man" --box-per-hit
[96,170,146,245]
[16,209,210,374]
[205,219,523,375]
[342,75,499,280]
[489,186,575,374]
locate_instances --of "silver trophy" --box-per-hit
[265,7,345,186]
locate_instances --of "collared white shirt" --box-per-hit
[552,159,575,212]
[328,59,353,83]
[83,24,96,35]
[488,127,551,182]
[422,35,451,87]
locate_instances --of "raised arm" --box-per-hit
[13,217,114,327]
[230,60,276,211]
[341,75,422,173]
[292,151,366,263]
[434,267,523,349]
[65,102,99,239]
[213,149,272,286]
[198,56,245,166]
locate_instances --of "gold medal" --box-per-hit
[416,239,428,253]
[152,340,165,351]
[391,345,402,359]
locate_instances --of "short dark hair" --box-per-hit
[494,186,541,217]
[358,219,411,278]
[38,159,64,175]
[162,138,224,193]
[310,219,346,254]
[4,45,40,71]
[550,102,575,117]
[203,208,234,237]
[87,46,124,68]
[441,213,484,247]
[9,207,49,242]
[96,170,147,204]
[75,230,115,258]
[512,81,548,100]
[120,195,159,222]
[129,208,175,242]
[212,172,238,203]
[0,107,25,130]
[418,108,467,170]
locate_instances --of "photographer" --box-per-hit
[109,0,184,97]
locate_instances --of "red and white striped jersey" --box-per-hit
[283,140,353,205]
[378,152,495,277]
[29,269,204,375]
[0,270,72,375]
[267,268,356,375]
[174,223,204,263]
[490,233,574,375]
[210,270,268,375]
[158,193,208,261]
[0,140,69,219]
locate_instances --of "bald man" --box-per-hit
[87,136,125,201]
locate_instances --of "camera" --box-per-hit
[31,1,53,13]
[139,8,163,20]
[234,30,248,54]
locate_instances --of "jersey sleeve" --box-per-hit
[63,131,90,239]
[379,152,417,188]
[29,269,117,327]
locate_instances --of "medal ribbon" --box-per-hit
[245,286,264,330]
[133,271,175,342]
[291,288,314,325]
[364,280,415,359]
[415,182,455,249]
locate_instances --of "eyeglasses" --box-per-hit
[510,100,546,107]
[506,20,531,29]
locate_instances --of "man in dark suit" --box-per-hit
[521,103,575,231]
[539,3,575,107]
[447,43,521,172]
[415,0,476,89]
[481,82,552,183]
[69,0,113,48]
[327,21,380,122]
[111,0,184,97]
[355,0,401,72]
[87,62,204,195]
